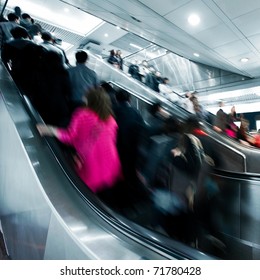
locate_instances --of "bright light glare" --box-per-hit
[240,57,249,63]
[193,53,200,57]
[129,43,143,50]
[60,41,73,51]
[7,0,103,36]
[207,102,260,114]
[188,14,200,26]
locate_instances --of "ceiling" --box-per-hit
[5,0,260,78]
[60,0,260,79]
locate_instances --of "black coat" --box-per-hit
[114,102,146,182]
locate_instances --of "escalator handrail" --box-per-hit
[87,51,191,117]
[108,81,248,172]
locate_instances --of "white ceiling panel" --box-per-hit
[214,40,251,58]
[195,24,239,48]
[239,62,260,76]
[227,52,260,67]
[6,0,104,36]
[138,0,192,16]
[212,0,260,20]
[247,34,260,51]
[165,0,222,35]
[232,10,260,37]
[86,22,127,45]
[102,0,153,18]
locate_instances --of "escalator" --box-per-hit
[0,61,213,260]
[1,54,260,259]
[86,52,260,174]
[100,81,260,259]
[194,169,260,260]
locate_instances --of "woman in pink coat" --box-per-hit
[37,88,122,193]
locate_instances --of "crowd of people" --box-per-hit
[107,52,183,105]
[107,49,124,70]
[118,56,210,124]
[2,6,255,255]
[213,102,260,148]
[0,9,213,246]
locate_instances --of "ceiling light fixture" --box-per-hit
[240,57,249,63]
[104,33,108,37]
[193,52,200,57]
[188,14,200,26]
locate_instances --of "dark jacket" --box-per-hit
[114,101,146,183]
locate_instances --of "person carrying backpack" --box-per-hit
[151,116,208,244]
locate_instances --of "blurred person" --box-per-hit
[128,59,142,81]
[100,81,118,111]
[20,13,33,30]
[236,117,260,147]
[115,49,123,70]
[107,49,119,68]
[194,103,210,123]
[237,118,253,146]
[1,26,31,72]
[68,50,100,110]
[0,15,8,23]
[191,93,210,123]
[34,50,72,127]
[114,89,147,188]
[142,116,182,187]
[145,66,160,92]
[152,116,207,243]
[28,23,43,44]
[158,77,180,103]
[0,13,20,47]
[37,88,122,193]
[139,60,150,82]
[183,91,196,113]
[225,105,238,138]
[1,26,44,98]
[14,6,22,18]
[53,37,70,66]
[40,31,69,67]
[213,101,227,133]
[159,77,172,97]
[146,101,170,135]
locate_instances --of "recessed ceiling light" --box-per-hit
[240,57,249,63]
[188,14,200,26]
[116,26,120,30]
[64,8,69,13]
[193,52,200,57]
[104,33,108,37]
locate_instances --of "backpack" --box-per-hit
[185,133,205,166]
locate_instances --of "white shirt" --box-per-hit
[159,83,172,96]
[184,98,195,113]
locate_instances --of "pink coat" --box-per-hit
[57,108,122,192]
